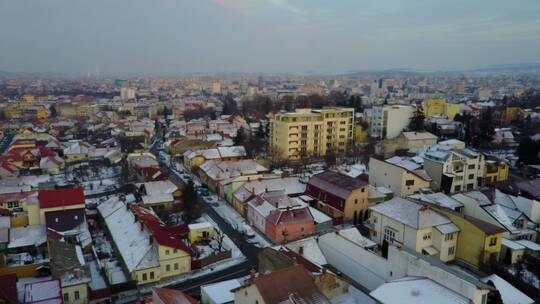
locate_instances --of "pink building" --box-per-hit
[247,191,315,244]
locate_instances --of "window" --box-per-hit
[468,174,474,179]
[423,233,431,241]
[489,237,497,247]
[454,185,461,192]
[354,199,358,204]
[405,180,415,186]
[166,264,171,272]
[174,263,179,270]
[373,216,377,223]
[445,233,454,241]
[74,291,80,300]
[384,228,396,242]
[165,250,170,255]
[173,249,178,254]
[448,246,455,255]
[481,294,487,304]
[64,294,69,302]
[468,164,475,169]
[301,227,304,232]
[7,201,19,208]
[142,273,148,281]
[150,272,155,280]
[361,188,365,193]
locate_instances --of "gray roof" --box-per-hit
[369,197,451,229]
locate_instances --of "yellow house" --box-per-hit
[423,99,460,119]
[188,222,215,244]
[483,157,509,185]
[439,210,505,268]
[157,243,192,278]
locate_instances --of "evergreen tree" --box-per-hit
[234,129,245,146]
[181,181,202,223]
[478,107,495,148]
[408,107,426,132]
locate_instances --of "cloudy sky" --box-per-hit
[1,0,540,76]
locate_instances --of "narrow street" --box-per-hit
[150,143,262,296]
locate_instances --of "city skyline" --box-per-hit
[1,0,540,76]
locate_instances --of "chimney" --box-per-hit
[265,187,268,193]
[298,246,304,256]
[134,214,138,223]
[140,221,144,231]
[250,269,257,281]
[149,235,153,245]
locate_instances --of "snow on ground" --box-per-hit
[201,215,244,259]
[138,254,246,294]
[207,194,271,248]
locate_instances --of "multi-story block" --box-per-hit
[269,108,354,160]
[423,140,485,194]
[370,105,414,139]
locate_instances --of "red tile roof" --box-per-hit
[153,288,198,304]
[0,191,35,203]
[306,171,367,212]
[38,187,85,209]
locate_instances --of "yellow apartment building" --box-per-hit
[269,108,354,160]
[423,99,460,119]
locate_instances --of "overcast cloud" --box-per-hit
[1,0,540,75]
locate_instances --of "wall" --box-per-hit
[369,158,405,196]
[62,283,89,304]
[423,158,444,191]
[133,266,161,285]
[342,186,369,221]
[158,245,191,278]
[234,284,265,304]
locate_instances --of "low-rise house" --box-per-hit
[198,160,268,194]
[24,278,63,304]
[233,265,330,304]
[183,146,246,172]
[231,177,306,217]
[369,157,432,197]
[48,239,91,304]
[367,198,459,262]
[62,141,92,163]
[2,224,48,278]
[377,131,438,158]
[188,222,215,244]
[247,191,315,244]
[423,141,485,194]
[481,274,534,304]
[436,209,505,269]
[201,279,242,304]
[152,287,198,304]
[137,180,181,210]
[452,189,537,241]
[35,188,85,225]
[318,232,493,304]
[97,198,193,286]
[306,170,369,225]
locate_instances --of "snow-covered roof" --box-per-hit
[8,225,47,248]
[369,197,452,229]
[386,156,422,171]
[515,240,540,251]
[338,227,376,248]
[370,277,469,304]
[308,207,332,224]
[409,192,464,210]
[97,198,158,272]
[402,132,438,141]
[281,237,327,266]
[188,222,214,231]
[501,238,526,251]
[201,279,242,304]
[482,274,534,304]
[142,193,174,205]
[435,223,460,234]
[483,204,520,234]
[234,177,306,203]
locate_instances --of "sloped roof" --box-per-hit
[252,265,330,304]
[370,197,451,229]
[38,188,85,209]
[153,288,197,304]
